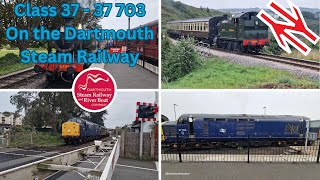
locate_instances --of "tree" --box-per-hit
[0,0,40,54]
[162,37,202,82]
[206,7,210,13]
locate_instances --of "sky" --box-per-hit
[99,0,159,30]
[0,92,17,113]
[162,91,320,121]
[104,91,157,128]
[174,0,319,9]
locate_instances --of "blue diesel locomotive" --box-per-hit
[62,117,108,144]
[162,114,315,148]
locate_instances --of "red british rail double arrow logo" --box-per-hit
[257,0,319,56]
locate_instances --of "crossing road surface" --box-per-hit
[162,162,320,180]
[103,63,158,89]
[112,158,158,180]
[45,158,158,180]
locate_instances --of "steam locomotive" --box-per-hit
[167,12,270,53]
[34,18,99,83]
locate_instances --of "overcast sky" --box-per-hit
[0,92,17,113]
[99,0,159,30]
[104,91,157,128]
[174,0,319,9]
[162,91,320,121]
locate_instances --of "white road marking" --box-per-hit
[155,162,158,171]
[116,164,158,172]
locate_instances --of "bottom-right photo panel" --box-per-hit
[161,90,320,180]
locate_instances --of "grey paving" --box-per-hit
[104,63,158,89]
[162,162,320,180]
[112,158,158,180]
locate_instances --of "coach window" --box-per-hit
[216,118,226,122]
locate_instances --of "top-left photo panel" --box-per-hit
[0,0,159,89]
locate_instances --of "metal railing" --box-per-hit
[162,134,320,163]
[195,41,212,58]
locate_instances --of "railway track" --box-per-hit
[194,41,320,72]
[0,67,41,89]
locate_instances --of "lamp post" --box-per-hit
[174,104,178,120]
[127,7,132,53]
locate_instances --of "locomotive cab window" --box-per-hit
[285,124,299,134]
[227,119,237,122]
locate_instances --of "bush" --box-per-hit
[0,53,20,66]
[262,37,283,55]
[162,36,202,82]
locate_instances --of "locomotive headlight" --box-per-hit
[68,130,70,132]
[60,26,65,33]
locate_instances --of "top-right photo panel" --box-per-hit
[161,0,320,89]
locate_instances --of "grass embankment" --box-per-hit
[9,127,64,148]
[0,48,47,76]
[162,57,320,89]
[281,50,320,62]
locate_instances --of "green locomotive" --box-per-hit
[167,11,270,53]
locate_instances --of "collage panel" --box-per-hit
[161,0,320,89]
[0,91,158,180]
[0,0,159,89]
[161,90,320,179]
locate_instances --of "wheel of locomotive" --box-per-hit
[46,73,55,83]
[239,43,244,53]
[227,42,232,51]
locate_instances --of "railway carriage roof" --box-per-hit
[68,117,106,127]
[179,114,308,121]
[132,19,158,29]
[168,17,212,24]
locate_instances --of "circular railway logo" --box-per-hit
[72,68,117,112]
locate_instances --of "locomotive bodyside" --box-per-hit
[114,20,159,66]
[162,114,313,148]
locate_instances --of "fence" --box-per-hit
[162,134,320,163]
[120,130,158,160]
[0,137,8,147]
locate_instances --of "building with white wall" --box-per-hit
[0,112,23,126]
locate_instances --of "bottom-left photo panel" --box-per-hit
[0,91,159,180]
